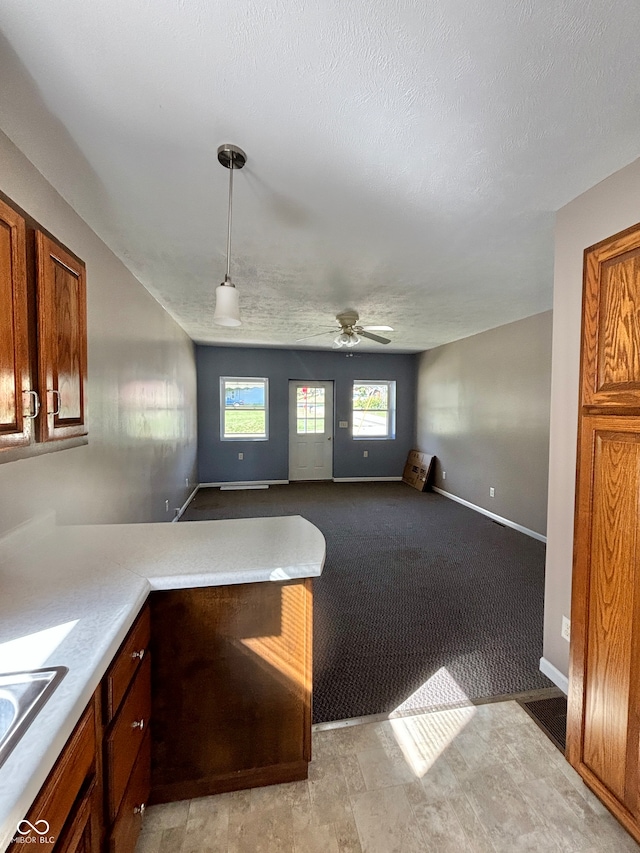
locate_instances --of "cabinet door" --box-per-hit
[581,222,640,409]
[0,198,31,449]
[568,414,640,833]
[53,779,100,853]
[36,232,87,441]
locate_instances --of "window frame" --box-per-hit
[351,380,396,440]
[220,376,269,441]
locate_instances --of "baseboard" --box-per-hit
[432,487,547,543]
[332,477,403,483]
[199,480,289,488]
[539,657,569,694]
[172,485,200,522]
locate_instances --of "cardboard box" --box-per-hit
[402,450,435,492]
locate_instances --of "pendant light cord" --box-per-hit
[226,155,234,282]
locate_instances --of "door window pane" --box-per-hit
[296,386,325,434]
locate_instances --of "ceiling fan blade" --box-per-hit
[360,325,394,332]
[295,329,334,342]
[359,330,391,345]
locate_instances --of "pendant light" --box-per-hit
[213,144,247,327]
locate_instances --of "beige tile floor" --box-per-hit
[136,700,640,853]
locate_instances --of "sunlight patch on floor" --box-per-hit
[389,667,476,777]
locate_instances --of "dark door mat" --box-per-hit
[517,694,567,752]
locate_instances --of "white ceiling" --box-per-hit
[1,1,639,353]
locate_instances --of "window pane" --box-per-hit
[352,411,388,437]
[296,385,327,434]
[224,409,266,436]
[352,381,395,439]
[353,384,387,410]
[221,377,268,439]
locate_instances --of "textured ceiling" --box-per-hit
[1,0,640,352]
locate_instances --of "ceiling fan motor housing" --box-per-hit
[336,310,359,329]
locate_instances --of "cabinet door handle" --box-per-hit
[131,649,145,661]
[131,718,145,730]
[49,389,61,416]
[133,803,146,816]
[24,391,40,419]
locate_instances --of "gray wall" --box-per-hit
[197,346,417,482]
[415,311,552,536]
[0,129,198,534]
[544,157,640,681]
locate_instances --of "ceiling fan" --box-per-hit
[296,311,393,348]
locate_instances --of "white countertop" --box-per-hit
[0,514,325,852]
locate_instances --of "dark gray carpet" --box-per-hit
[183,482,551,723]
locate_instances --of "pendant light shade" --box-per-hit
[212,280,241,327]
[213,144,246,327]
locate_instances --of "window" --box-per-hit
[220,377,268,440]
[352,381,396,439]
[296,386,326,434]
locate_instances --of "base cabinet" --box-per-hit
[14,605,151,852]
[150,579,313,803]
[13,696,100,852]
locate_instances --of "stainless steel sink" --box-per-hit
[0,667,68,770]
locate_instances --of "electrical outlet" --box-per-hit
[339,421,348,428]
[165,499,169,512]
[363,450,368,458]
[185,477,189,488]
[561,616,571,642]
[442,471,446,480]
[238,452,244,460]
[489,487,495,497]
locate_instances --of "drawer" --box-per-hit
[107,731,151,853]
[104,605,150,723]
[105,654,151,822]
[16,699,97,852]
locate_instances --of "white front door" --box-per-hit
[289,381,334,480]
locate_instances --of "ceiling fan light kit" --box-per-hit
[333,330,360,348]
[213,143,247,328]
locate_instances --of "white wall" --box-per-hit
[544,157,640,677]
[0,130,198,534]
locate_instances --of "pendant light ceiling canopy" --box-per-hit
[213,143,247,327]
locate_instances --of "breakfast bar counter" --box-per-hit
[0,514,325,852]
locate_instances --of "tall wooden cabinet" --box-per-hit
[567,222,640,843]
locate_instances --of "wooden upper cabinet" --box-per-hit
[0,198,32,450]
[36,232,87,441]
[581,223,640,409]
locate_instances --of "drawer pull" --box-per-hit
[131,719,145,730]
[131,649,146,661]
[133,803,146,816]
